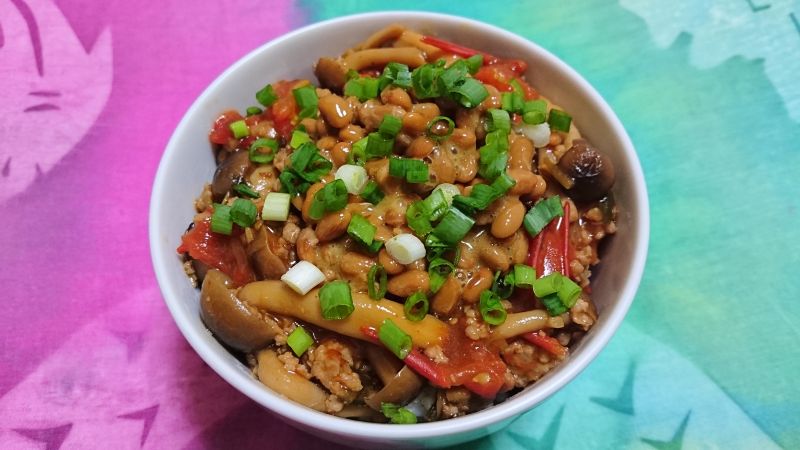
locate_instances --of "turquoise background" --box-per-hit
[295,1,800,448]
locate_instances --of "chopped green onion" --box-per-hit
[541,294,568,316]
[428,257,454,293]
[466,54,484,74]
[501,91,524,114]
[426,115,455,141]
[479,290,507,325]
[365,132,395,159]
[256,84,278,107]
[432,183,460,205]
[230,198,257,227]
[381,402,417,424]
[523,196,564,236]
[282,260,326,295]
[513,264,537,289]
[380,62,413,89]
[491,171,516,195]
[349,137,369,165]
[348,214,376,246]
[438,60,470,91]
[319,280,354,320]
[386,233,426,264]
[290,129,311,149]
[367,264,388,300]
[431,207,475,245]
[448,77,488,108]
[308,179,348,220]
[422,189,450,222]
[548,109,572,132]
[404,292,429,322]
[344,77,381,101]
[278,171,309,196]
[478,145,508,181]
[389,157,429,184]
[378,115,403,138]
[210,203,233,235]
[249,138,278,164]
[287,326,314,356]
[522,100,547,125]
[246,106,263,116]
[491,270,515,299]
[485,109,511,133]
[292,85,318,119]
[360,181,384,204]
[378,318,412,360]
[509,78,525,96]
[233,183,259,199]
[366,239,384,253]
[229,120,249,139]
[406,201,433,237]
[452,184,498,215]
[424,234,456,261]
[288,142,332,183]
[411,62,445,99]
[262,192,291,221]
[532,273,582,308]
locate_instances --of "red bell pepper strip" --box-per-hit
[527,201,571,278]
[420,35,497,63]
[360,326,452,388]
[523,331,567,358]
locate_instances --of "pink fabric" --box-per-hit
[0,1,349,448]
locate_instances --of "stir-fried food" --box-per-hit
[177,25,618,423]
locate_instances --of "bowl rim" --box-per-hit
[149,10,650,441]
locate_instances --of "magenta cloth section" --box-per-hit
[0,0,347,448]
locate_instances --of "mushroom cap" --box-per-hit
[558,140,615,202]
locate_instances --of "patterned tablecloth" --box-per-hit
[1,0,798,448]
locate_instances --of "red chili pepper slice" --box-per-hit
[527,200,571,277]
[420,35,497,63]
[523,331,568,358]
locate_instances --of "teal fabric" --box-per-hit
[297,1,800,448]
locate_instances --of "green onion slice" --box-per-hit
[344,77,381,101]
[411,62,445,99]
[381,402,418,424]
[404,292,429,322]
[278,171,309,196]
[485,109,511,133]
[426,115,455,141]
[347,214,376,246]
[431,207,475,245]
[256,84,278,107]
[523,196,564,236]
[249,138,278,164]
[479,290,508,326]
[229,120,249,139]
[501,91,524,114]
[360,181,384,204]
[290,129,311,149]
[406,201,433,237]
[513,264,537,289]
[365,132,395,160]
[466,54,484,74]
[292,85,318,119]
[230,198,257,227]
[319,280,354,320]
[522,100,547,125]
[288,142,333,183]
[491,270,515,299]
[210,203,233,235]
[389,157,429,184]
[287,326,314,356]
[449,77,488,108]
[541,293,568,316]
[308,179,348,220]
[233,183,259,199]
[532,273,582,308]
[380,62,413,89]
[548,109,572,132]
[378,318,412,360]
[245,106,263,117]
[422,189,450,222]
[428,257,455,294]
[378,115,403,138]
[262,192,291,221]
[367,264,388,300]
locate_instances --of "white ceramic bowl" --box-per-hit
[150,11,649,448]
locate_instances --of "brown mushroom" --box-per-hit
[200,269,280,352]
[557,140,615,202]
[246,224,291,279]
[314,57,349,90]
[364,346,423,410]
[211,149,253,201]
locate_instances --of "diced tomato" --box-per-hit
[268,80,300,140]
[475,60,538,99]
[524,331,567,359]
[176,212,255,286]
[209,110,244,145]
